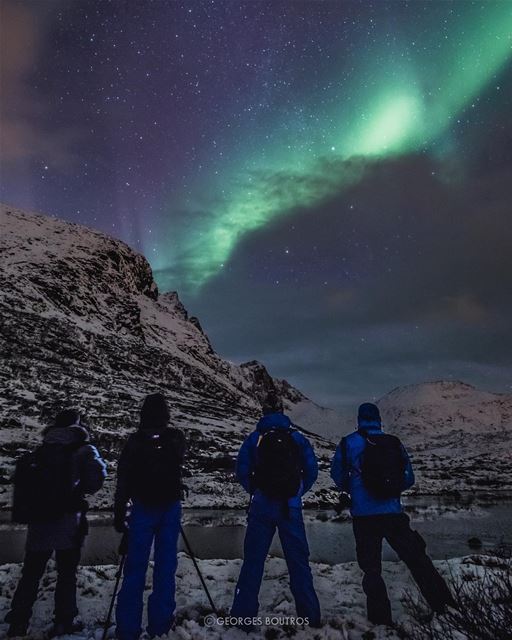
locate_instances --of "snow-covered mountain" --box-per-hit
[378,381,512,493]
[0,204,339,509]
[1,204,510,509]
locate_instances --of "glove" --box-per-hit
[114,515,128,533]
[114,505,129,533]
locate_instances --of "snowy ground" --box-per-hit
[0,553,492,640]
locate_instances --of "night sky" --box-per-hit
[1,0,511,409]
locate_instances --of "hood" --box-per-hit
[43,425,90,446]
[357,420,383,431]
[256,412,292,433]
[357,402,381,429]
[139,392,170,430]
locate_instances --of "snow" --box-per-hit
[377,380,512,494]
[0,553,490,639]
[379,380,512,437]
[287,399,347,443]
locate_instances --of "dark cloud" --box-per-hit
[186,152,512,408]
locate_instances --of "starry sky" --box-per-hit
[1,0,512,410]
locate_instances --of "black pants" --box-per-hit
[6,547,81,627]
[353,513,454,625]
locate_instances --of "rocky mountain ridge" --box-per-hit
[0,204,338,509]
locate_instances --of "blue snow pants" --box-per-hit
[231,499,321,626]
[115,501,181,640]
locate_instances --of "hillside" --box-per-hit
[0,204,337,510]
[379,381,512,494]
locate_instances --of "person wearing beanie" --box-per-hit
[6,409,107,638]
[330,402,455,626]
[230,390,321,629]
[113,393,186,640]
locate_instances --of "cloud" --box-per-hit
[0,0,79,169]
[187,151,512,408]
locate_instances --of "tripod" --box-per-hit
[101,525,218,640]
[180,525,218,615]
[101,534,128,640]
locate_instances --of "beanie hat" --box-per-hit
[54,408,81,428]
[357,402,381,428]
[140,392,170,430]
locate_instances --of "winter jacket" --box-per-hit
[330,427,415,517]
[114,426,186,528]
[236,412,318,508]
[26,425,107,551]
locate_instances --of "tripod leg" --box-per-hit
[180,527,218,615]
[101,553,127,640]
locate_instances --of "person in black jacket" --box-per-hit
[6,409,106,638]
[114,393,186,640]
[331,403,455,625]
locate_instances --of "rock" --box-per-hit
[467,537,483,549]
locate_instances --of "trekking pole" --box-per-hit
[101,533,128,640]
[179,525,218,615]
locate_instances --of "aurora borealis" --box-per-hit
[1,1,512,408]
[151,1,512,291]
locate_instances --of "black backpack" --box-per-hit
[127,429,183,506]
[252,428,302,500]
[358,431,406,499]
[12,443,81,524]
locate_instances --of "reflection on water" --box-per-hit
[1,496,511,565]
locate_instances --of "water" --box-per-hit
[1,497,511,565]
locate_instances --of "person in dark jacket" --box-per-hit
[114,393,186,640]
[231,393,321,628]
[331,402,455,626]
[6,409,107,638]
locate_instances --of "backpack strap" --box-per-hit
[340,436,350,491]
[356,428,369,441]
[247,433,262,512]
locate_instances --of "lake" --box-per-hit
[1,496,511,565]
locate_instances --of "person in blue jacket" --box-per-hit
[231,393,321,628]
[331,403,454,626]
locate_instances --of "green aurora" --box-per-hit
[153,3,512,293]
